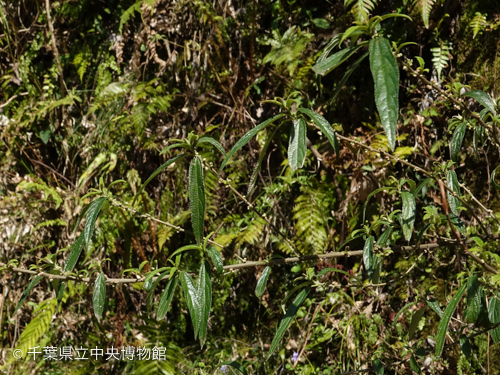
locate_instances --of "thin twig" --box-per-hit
[1,237,495,284]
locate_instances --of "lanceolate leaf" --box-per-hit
[207,246,224,274]
[197,262,212,347]
[196,137,226,156]
[464,90,497,115]
[220,114,285,172]
[446,170,461,216]
[426,297,443,318]
[363,236,375,279]
[93,272,106,320]
[63,233,85,272]
[312,45,361,75]
[132,154,186,207]
[267,286,311,359]
[488,294,500,324]
[408,306,426,340]
[180,271,201,338]
[288,119,307,171]
[401,191,416,241]
[489,294,500,343]
[14,275,43,314]
[298,108,340,158]
[157,276,178,320]
[450,122,466,162]
[189,156,205,243]
[73,202,91,235]
[435,283,467,356]
[466,275,482,323]
[83,197,107,248]
[255,266,271,298]
[369,36,399,151]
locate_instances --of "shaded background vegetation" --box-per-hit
[1,0,500,374]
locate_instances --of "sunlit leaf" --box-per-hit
[369,36,399,151]
[197,262,212,347]
[93,272,106,320]
[466,275,482,323]
[220,114,285,172]
[408,306,425,340]
[298,108,339,158]
[312,46,361,75]
[14,275,43,314]
[464,90,497,115]
[63,233,85,272]
[180,271,201,338]
[255,266,271,298]
[401,191,416,241]
[446,170,461,216]
[288,119,307,171]
[157,276,178,320]
[435,283,467,356]
[83,197,107,248]
[267,286,311,358]
[207,246,224,275]
[189,156,205,243]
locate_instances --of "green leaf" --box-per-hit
[409,355,421,374]
[491,165,500,190]
[132,154,186,207]
[446,170,461,216]
[221,361,248,375]
[219,114,285,172]
[414,178,431,198]
[14,275,43,314]
[57,283,66,305]
[408,306,426,340]
[168,244,201,260]
[373,359,384,375]
[73,202,91,235]
[459,334,472,358]
[196,137,226,156]
[267,286,311,359]
[363,236,375,279]
[466,275,482,323]
[331,51,369,102]
[435,283,467,357]
[369,36,399,151]
[83,197,107,248]
[312,18,330,29]
[288,119,307,171]
[312,46,361,76]
[450,122,466,162]
[207,246,224,274]
[39,129,51,144]
[63,233,85,272]
[146,269,171,313]
[93,272,106,320]
[157,276,178,320]
[488,294,500,324]
[464,90,497,115]
[189,156,205,243]
[180,271,201,338]
[255,266,271,298]
[426,297,443,318]
[393,302,418,327]
[298,108,340,158]
[197,262,212,347]
[401,191,416,241]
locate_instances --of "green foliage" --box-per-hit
[261,26,314,75]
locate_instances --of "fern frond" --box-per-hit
[12,299,56,363]
[344,0,377,23]
[470,12,487,38]
[236,217,266,249]
[413,0,436,28]
[292,190,327,254]
[431,41,451,82]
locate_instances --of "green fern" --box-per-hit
[236,217,266,249]
[261,26,314,76]
[431,41,451,82]
[12,299,56,363]
[344,0,377,23]
[157,211,191,252]
[412,0,436,28]
[292,189,328,254]
[470,12,488,38]
[17,180,63,209]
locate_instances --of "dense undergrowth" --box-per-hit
[1,0,500,374]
